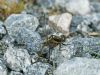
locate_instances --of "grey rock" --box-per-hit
[38,13,49,28]
[0,21,7,40]
[2,35,15,46]
[0,58,7,75]
[77,19,93,32]
[30,53,39,64]
[24,62,53,75]
[77,13,100,32]
[25,5,42,17]
[54,0,67,7]
[11,27,42,54]
[37,25,54,37]
[90,2,100,13]
[70,15,84,32]
[51,37,100,65]
[37,0,55,8]
[50,37,72,65]
[4,46,31,71]
[66,37,100,58]
[5,14,42,53]
[4,14,39,32]
[0,40,8,56]
[54,57,100,75]
[25,4,49,19]
[90,0,100,2]
[9,71,23,75]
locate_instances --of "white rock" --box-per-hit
[4,46,31,71]
[65,0,91,15]
[54,57,100,75]
[49,13,72,35]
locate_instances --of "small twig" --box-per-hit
[88,32,100,36]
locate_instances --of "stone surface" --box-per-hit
[4,46,31,71]
[6,0,19,4]
[66,37,100,58]
[37,25,54,37]
[49,13,72,35]
[54,0,67,7]
[65,0,91,15]
[90,0,100,2]
[30,53,39,64]
[90,2,100,13]
[0,40,8,56]
[51,37,100,65]
[0,21,7,40]
[10,27,42,54]
[37,0,55,8]
[4,14,39,32]
[24,62,52,75]
[4,14,42,53]
[50,37,76,65]
[25,4,42,18]
[9,71,23,75]
[77,13,100,32]
[0,58,7,75]
[70,15,84,32]
[54,57,100,75]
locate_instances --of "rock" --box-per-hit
[77,13,100,32]
[4,14,42,53]
[0,40,8,56]
[25,4,49,18]
[37,0,55,8]
[90,2,100,13]
[0,21,7,40]
[77,19,93,32]
[4,46,31,71]
[50,45,69,66]
[11,27,42,54]
[51,37,100,65]
[50,39,76,65]
[50,37,75,65]
[25,4,42,17]
[54,57,100,75]
[70,15,84,32]
[4,14,39,32]
[65,37,100,58]
[90,0,100,2]
[49,13,72,35]
[0,58,7,75]
[24,62,53,75]
[38,13,49,27]
[37,25,54,37]
[30,53,39,64]
[9,71,23,75]
[65,0,91,15]
[54,0,67,7]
